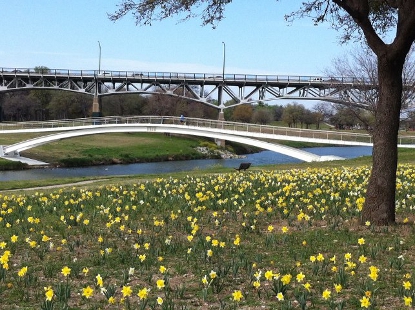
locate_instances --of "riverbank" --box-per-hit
[0,133,258,171]
[0,146,376,191]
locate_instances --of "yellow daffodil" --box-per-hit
[404,296,412,306]
[232,290,243,302]
[137,287,149,300]
[82,286,94,299]
[296,272,305,283]
[403,281,412,290]
[61,266,71,277]
[281,274,292,285]
[44,286,54,301]
[96,274,103,287]
[322,289,331,300]
[334,283,342,293]
[360,296,371,308]
[156,279,165,289]
[265,270,274,280]
[17,266,28,277]
[209,270,217,279]
[122,285,132,297]
[303,282,311,292]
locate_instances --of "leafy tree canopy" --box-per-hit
[109,1,413,47]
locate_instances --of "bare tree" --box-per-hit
[109,1,415,225]
[3,92,38,121]
[313,102,334,122]
[282,102,306,128]
[252,107,273,125]
[231,104,253,123]
[326,46,415,114]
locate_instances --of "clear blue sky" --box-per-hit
[1,1,359,77]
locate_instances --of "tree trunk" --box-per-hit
[361,54,405,225]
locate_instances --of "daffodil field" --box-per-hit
[2,165,415,309]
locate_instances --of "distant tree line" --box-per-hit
[224,100,378,130]
[0,88,400,130]
[0,89,218,121]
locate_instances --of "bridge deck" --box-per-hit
[1,116,414,145]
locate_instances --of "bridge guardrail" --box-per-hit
[1,67,371,85]
[0,115,375,144]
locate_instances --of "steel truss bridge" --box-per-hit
[1,116,415,166]
[0,67,401,111]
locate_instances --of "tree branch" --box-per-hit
[332,0,386,54]
[108,0,232,27]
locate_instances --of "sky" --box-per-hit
[1,0,361,78]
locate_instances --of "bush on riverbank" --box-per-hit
[0,158,28,171]
[56,152,218,168]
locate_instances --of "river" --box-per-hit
[0,146,372,181]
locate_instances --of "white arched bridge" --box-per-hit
[2,116,415,165]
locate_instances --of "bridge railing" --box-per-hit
[1,115,415,146]
[1,67,370,85]
[181,117,375,144]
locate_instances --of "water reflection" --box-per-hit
[0,146,372,182]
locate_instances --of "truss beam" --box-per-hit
[1,68,414,110]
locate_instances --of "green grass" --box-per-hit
[19,133,205,165]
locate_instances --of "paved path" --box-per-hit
[2,179,108,193]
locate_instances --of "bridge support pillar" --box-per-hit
[92,95,101,117]
[216,111,226,148]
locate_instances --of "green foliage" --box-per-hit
[0,159,28,171]
[199,141,218,150]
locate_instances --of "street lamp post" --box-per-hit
[222,41,226,81]
[93,41,102,118]
[217,41,226,146]
[98,41,101,75]
[218,41,226,108]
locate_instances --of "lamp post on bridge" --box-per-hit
[216,42,226,147]
[222,41,225,82]
[92,41,102,118]
[98,41,101,75]
[218,41,226,120]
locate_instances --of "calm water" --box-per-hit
[0,146,372,182]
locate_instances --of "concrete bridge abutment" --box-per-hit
[92,95,102,117]
[216,111,226,148]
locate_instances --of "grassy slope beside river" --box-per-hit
[0,133,214,168]
[0,129,367,170]
[0,132,259,190]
